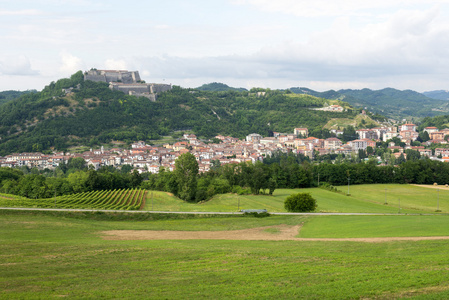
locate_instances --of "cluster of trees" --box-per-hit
[142,153,278,202]
[0,158,142,199]
[0,90,36,106]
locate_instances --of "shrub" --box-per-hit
[231,185,251,195]
[284,192,317,212]
[243,211,270,218]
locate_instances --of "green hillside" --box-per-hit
[196,82,247,92]
[291,87,449,119]
[0,90,36,106]
[423,90,449,101]
[0,72,359,155]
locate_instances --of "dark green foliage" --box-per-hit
[319,183,346,195]
[418,115,449,132]
[196,82,247,92]
[1,167,142,199]
[231,185,252,195]
[174,153,199,202]
[243,211,270,218]
[66,157,87,171]
[0,167,23,183]
[0,90,36,106]
[340,125,357,143]
[284,192,317,212]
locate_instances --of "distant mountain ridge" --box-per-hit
[196,82,248,92]
[423,90,449,101]
[290,87,449,119]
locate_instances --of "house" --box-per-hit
[424,127,439,134]
[418,149,432,157]
[400,123,417,132]
[87,159,102,170]
[435,148,449,157]
[278,135,290,143]
[440,128,449,136]
[356,129,377,140]
[173,141,188,151]
[383,131,399,142]
[330,129,344,136]
[335,145,353,155]
[371,127,388,140]
[260,137,278,144]
[429,132,445,141]
[246,133,262,143]
[324,138,342,150]
[348,139,374,151]
[294,128,308,137]
[398,130,419,141]
[388,146,404,153]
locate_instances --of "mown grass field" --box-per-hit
[2,210,449,299]
[143,184,449,214]
[300,215,449,238]
[3,184,449,298]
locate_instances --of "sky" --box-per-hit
[1,0,449,92]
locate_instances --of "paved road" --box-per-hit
[0,207,441,216]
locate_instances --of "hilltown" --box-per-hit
[1,124,449,173]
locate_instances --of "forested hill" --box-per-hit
[0,72,361,155]
[0,90,37,106]
[290,87,449,119]
[423,90,449,101]
[196,82,247,92]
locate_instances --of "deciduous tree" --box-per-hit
[174,153,199,202]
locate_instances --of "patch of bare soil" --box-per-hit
[100,225,449,243]
[412,184,449,190]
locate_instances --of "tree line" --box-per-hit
[2,153,449,202]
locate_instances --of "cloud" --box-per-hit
[126,6,449,92]
[232,0,448,17]
[0,55,39,76]
[0,9,42,16]
[59,52,84,74]
[104,59,128,70]
[246,7,448,78]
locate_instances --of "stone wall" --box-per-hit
[110,83,151,94]
[84,70,141,84]
[84,69,171,101]
[150,84,172,94]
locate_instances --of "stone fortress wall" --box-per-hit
[84,69,171,100]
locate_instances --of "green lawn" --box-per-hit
[300,215,449,238]
[144,185,446,214]
[3,211,449,299]
[348,184,448,212]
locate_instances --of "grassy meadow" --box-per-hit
[3,184,449,298]
[3,210,449,299]
[144,184,449,214]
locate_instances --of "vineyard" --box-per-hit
[0,189,147,210]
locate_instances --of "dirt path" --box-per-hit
[100,225,449,243]
[412,184,449,190]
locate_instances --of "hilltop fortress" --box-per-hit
[84,69,172,101]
